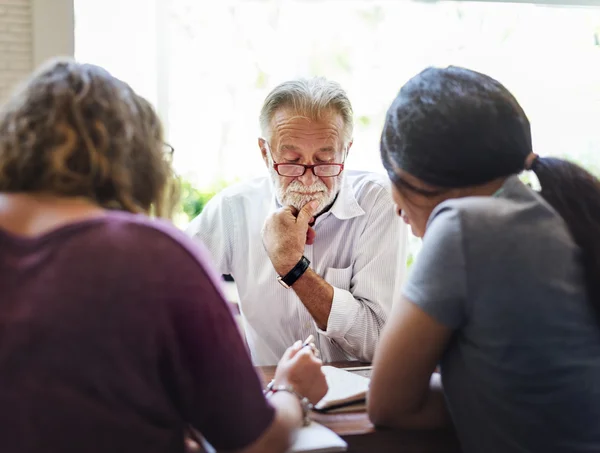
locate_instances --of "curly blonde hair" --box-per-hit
[0,58,177,217]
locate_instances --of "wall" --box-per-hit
[0,0,33,102]
[0,0,74,102]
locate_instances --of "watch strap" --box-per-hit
[277,256,310,289]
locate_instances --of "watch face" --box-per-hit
[276,275,291,289]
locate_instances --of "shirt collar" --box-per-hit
[328,175,365,220]
[268,174,366,220]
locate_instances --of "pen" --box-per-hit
[302,334,314,349]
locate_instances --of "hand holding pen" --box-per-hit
[301,334,320,358]
[271,334,327,405]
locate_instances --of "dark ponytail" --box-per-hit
[531,157,600,319]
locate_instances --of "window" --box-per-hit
[75,0,600,257]
[76,0,600,183]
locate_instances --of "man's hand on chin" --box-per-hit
[262,200,319,275]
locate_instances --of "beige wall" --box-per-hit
[0,0,33,102]
[0,0,74,102]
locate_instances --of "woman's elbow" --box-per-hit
[238,411,294,453]
[368,384,450,430]
[367,388,427,429]
[367,393,401,428]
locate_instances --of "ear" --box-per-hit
[258,138,268,166]
[345,140,353,158]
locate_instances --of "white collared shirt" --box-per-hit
[186,170,408,365]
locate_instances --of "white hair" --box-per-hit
[259,77,354,145]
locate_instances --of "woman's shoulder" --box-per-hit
[63,211,227,301]
[425,177,576,263]
[429,177,558,232]
[35,211,219,284]
[98,211,216,270]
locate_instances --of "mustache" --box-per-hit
[286,181,328,194]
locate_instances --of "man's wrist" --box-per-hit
[276,256,310,289]
[274,254,303,276]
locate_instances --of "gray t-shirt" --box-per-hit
[404,175,600,453]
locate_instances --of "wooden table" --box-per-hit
[258,362,462,453]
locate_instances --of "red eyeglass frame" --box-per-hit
[272,162,345,177]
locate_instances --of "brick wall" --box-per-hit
[0,0,33,102]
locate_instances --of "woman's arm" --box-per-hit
[368,206,468,430]
[234,346,326,453]
[165,238,326,453]
[368,297,452,429]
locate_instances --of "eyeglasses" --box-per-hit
[273,162,344,177]
[163,143,175,155]
[266,142,345,177]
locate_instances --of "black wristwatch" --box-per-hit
[277,256,310,289]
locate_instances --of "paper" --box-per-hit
[343,367,373,379]
[192,421,346,453]
[314,366,370,412]
[287,421,347,453]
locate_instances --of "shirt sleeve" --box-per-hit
[318,188,409,362]
[185,193,234,276]
[402,205,467,329]
[161,239,274,451]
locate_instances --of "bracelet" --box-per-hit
[265,381,313,426]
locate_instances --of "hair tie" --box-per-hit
[524,152,539,171]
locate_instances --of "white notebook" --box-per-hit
[194,421,346,453]
[287,421,347,453]
[314,366,371,412]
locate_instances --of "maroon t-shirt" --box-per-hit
[0,211,274,452]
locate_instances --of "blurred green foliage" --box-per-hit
[179,178,229,221]
[357,115,371,127]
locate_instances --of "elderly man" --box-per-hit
[187,77,408,365]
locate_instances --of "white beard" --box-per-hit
[269,165,342,215]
